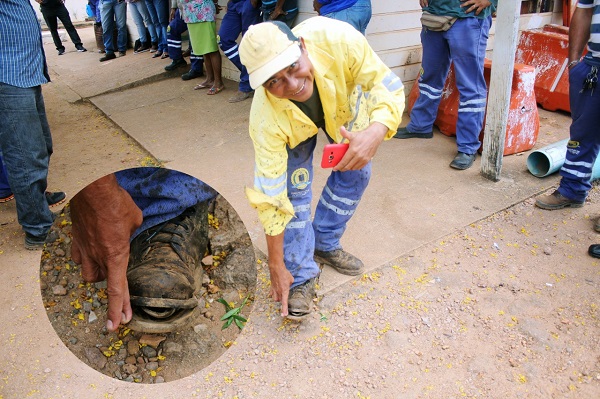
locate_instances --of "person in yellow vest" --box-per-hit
[239,17,405,319]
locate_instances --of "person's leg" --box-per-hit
[283,136,321,288]
[129,2,147,44]
[0,83,54,242]
[218,2,244,74]
[136,0,157,44]
[167,9,186,61]
[405,29,451,134]
[322,0,371,35]
[0,154,12,201]
[206,51,224,93]
[144,0,161,52]
[40,8,64,52]
[155,0,170,53]
[114,0,128,53]
[55,4,84,48]
[557,63,600,202]
[447,17,491,155]
[100,0,116,54]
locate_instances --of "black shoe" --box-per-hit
[314,249,365,276]
[152,50,163,58]
[76,45,87,52]
[119,51,126,57]
[134,41,151,54]
[589,244,600,259]
[449,151,476,170]
[45,191,66,207]
[25,232,47,250]
[127,202,209,333]
[164,58,187,71]
[181,69,204,81]
[393,127,433,139]
[99,52,116,62]
[58,48,65,56]
[287,277,317,320]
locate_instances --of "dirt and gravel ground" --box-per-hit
[1,40,600,399]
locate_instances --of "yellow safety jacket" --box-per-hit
[246,17,405,236]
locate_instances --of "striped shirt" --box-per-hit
[0,0,49,88]
[579,0,600,60]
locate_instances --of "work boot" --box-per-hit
[135,41,151,54]
[535,190,584,210]
[449,151,476,170]
[181,68,203,81]
[24,232,47,250]
[287,277,317,320]
[45,191,66,207]
[393,127,433,139]
[314,249,365,276]
[164,58,187,71]
[228,90,253,103]
[126,201,209,333]
[99,53,116,62]
[150,41,158,53]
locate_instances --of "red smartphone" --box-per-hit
[321,143,349,168]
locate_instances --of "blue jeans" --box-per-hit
[100,0,128,53]
[218,0,261,92]
[0,83,54,237]
[144,0,169,52]
[322,0,371,35]
[128,0,157,44]
[284,135,371,287]
[0,154,10,197]
[407,17,491,155]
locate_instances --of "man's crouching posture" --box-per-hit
[239,17,405,319]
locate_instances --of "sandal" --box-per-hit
[207,86,225,95]
[193,82,212,90]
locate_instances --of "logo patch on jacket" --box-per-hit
[291,168,310,190]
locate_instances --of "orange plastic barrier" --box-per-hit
[407,59,539,156]
[516,25,571,112]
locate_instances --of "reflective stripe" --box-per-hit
[223,44,238,56]
[324,185,360,206]
[286,221,307,229]
[294,204,311,213]
[254,173,287,196]
[319,196,355,216]
[458,107,486,113]
[167,39,182,44]
[561,166,592,178]
[419,89,441,100]
[419,83,442,94]
[460,98,487,106]
[382,72,404,92]
[564,159,593,168]
[226,50,239,59]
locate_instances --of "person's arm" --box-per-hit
[265,233,294,317]
[70,174,143,332]
[269,0,287,20]
[460,0,492,16]
[334,123,388,172]
[569,6,593,68]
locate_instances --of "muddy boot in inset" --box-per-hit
[126,201,209,333]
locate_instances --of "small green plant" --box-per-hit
[217,295,249,330]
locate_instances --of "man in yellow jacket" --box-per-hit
[240,17,404,319]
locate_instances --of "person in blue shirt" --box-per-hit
[261,0,297,28]
[313,0,371,35]
[394,0,497,171]
[0,0,66,250]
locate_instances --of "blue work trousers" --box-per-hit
[322,0,371,35]
[100,0,128,54]
[128,0,157,44]
[167,10,204,72]
[218,0,261,92]
[284,135,371,287]
[558,61,600,202]
[0,83,54,237]
[144,0,169,51]
[407,16,491,155]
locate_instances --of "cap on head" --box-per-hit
[239,21,301,90]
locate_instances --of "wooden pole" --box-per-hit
[480,1,521,181]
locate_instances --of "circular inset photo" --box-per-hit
[40,167,257,383]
